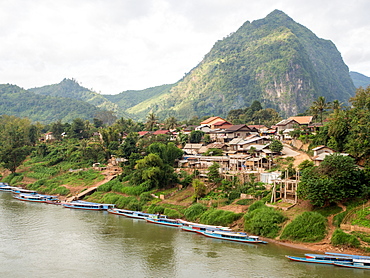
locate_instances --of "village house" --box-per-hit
[215,124,253,143]
[182,143,204,155]
[199,116,232,130]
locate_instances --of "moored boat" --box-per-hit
[179,219,232,234]
[12,188,37,195]
[108,208,167,220]
[13,193,48,203]
[0,184,16,192]
[285,255,336,265]
[145,217,182,227]
[325,252,370,260]
[62,200,115,210]
[333,262,370,270]
[202,230,267,244]
[304,253,353,262]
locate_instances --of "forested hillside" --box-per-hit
[0,84,102,123]
[121,10,355,121]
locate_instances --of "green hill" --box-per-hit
[122,10,356,120]
[0,84,102,123]
[29,78,122,115]
[350,71,370,88]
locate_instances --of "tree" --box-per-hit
[164,116,177,130]
[0,145,31,173]
[269,139,283,153]
[311,96,330,123]
[145,113,158,131]
[298,154,367,207]
[208,162,221,184]
[189,130,204,143]
[192,179,206,201]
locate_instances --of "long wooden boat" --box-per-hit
[305,253,353,262]
[62,201,115,211]
[286,255,336,265]
[13,193,48,203]
[12,188,37,195]
[108,208,167,220]
[179,219,231,234]
[202,230,267,244]
[334,262,370,270]
[13,193,60,203]
[0,184,16,192]
[145,217,182,227]
[325,252,370,260]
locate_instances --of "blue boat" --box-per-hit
[145,217,182,227]
[12,188,37,195]
[325,252,370,260]
[62,201,115,211]
[0,184,16,192]
[14,193,48,203]
[14,193,60,203]
[333,262,370,270]
[202,230,267,244]
[179,219,232,234]
[305,253,353,262]
[108,208,167,220]
[286,255,336,265]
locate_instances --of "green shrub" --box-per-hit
[280,212,327,242]
[351,207,370,228]
[164,208,183,219]
[139,192,154,203]
[184,204,208,221]
[235,199,254,205]
[248,200,265,212]
[147,204,165,214]
[199,209,242,226]
[121,185,147,196]
[331,229,360,248]
[244,206,286,238]
[228,191,240,201]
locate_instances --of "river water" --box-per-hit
[0,192,367,278]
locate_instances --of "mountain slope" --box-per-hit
[0,84,102,123]
[29,78,120,115]
[124,10,355,120]
[350,71,370,88]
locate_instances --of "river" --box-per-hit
[0,192,367,277]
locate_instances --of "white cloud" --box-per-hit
[0,0,369,94]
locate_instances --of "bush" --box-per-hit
[280,212,327,242]
[184,204,207,221]
[139,192,154,203]
[146,204,165,214]
[199,209,242,227]
[331,229,360,248]
[121,185,148,196]
[248,200,265,212]
[235,199,254,205]
[244,206,286,238]
[164,208,183,219]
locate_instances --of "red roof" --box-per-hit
[153,130,170,135]
[138,131,150,136]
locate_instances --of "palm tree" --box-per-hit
[145,113,158,131]
[331,100,343,114]
[164,116,177,130]
[311,96,330,123]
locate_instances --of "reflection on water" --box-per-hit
[0,192,367,278]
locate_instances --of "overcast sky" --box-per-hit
[0,0,369,94]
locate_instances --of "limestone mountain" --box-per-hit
[117,10,355,120]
